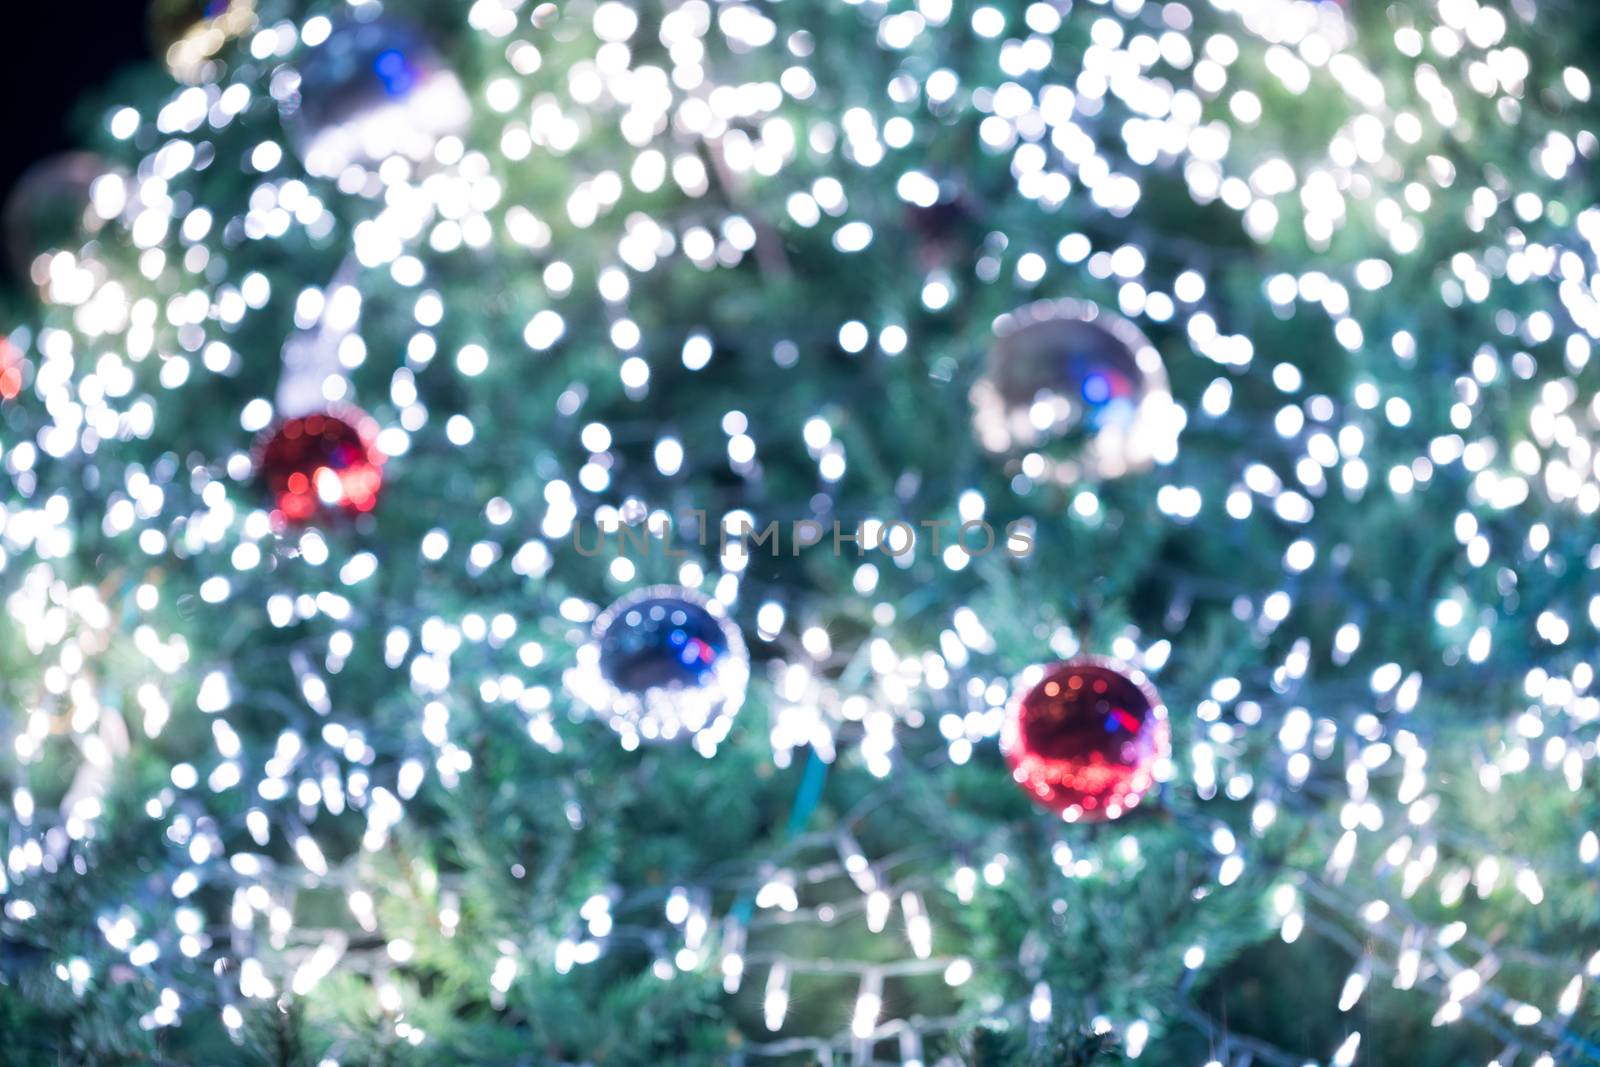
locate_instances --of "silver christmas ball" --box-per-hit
[282,17,471,178]
[3,153,123,284]
[971,299,1181,482]
[569,587,750,755]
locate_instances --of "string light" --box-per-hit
[2,0,1599,1060]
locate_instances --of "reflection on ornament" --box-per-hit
[254,409,384,525]
[150,0,257,84]
[3,153,123,285]
[1002,656,1169,821]
[282,17,472,178]
[972,299,1182,482]
[569,586,750,755]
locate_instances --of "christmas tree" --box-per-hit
[3,0,1600,1063]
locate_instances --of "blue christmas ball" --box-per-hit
[579,587,750,752]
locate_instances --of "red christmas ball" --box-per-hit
[0,336,24,401]
[1003,657,1169,822]
[255,409,384,524]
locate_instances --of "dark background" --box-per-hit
[3,2,152,207]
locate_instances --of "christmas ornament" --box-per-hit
[902,177,978,270]
[971,300,1181,482]
[0,337,23,401]
[572,587,750,752]
[3,153,120,284]
[254,409,384,524]
[282,17,472,178]
[1002,656,1169,821]
[149,0,257,84]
